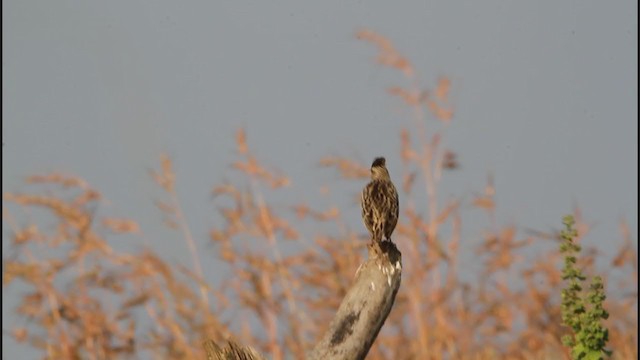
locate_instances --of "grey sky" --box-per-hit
[3,1,637,357]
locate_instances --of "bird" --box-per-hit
[361,157,399,244]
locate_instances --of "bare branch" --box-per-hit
[308,241,402,360]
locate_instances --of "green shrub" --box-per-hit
[560,215,612,359]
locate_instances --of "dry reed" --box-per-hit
[3,30,637,360]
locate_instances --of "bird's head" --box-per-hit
[370,157,390,180]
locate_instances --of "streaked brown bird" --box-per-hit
[361,157,399,244]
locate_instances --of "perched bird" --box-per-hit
[361,157,399,244]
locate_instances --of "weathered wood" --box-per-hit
[308,241,402,360]
[203,241,402,360]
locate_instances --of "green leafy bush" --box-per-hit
[560,215,612,359]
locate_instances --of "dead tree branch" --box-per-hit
[203,241,402,360]
[308,241,403,360]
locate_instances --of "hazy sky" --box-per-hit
[3,1,637,357]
